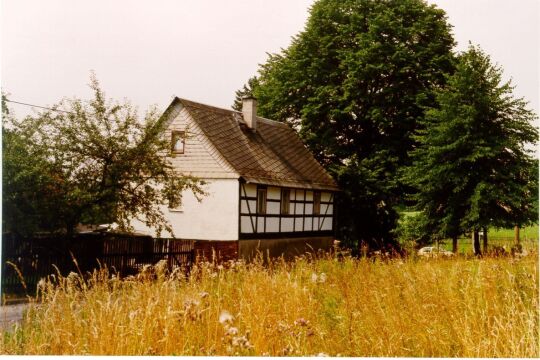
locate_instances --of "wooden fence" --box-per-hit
[1,232,195,295]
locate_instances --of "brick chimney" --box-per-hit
[242,96,257,131]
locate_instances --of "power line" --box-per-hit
[4,99,74,114]
[3,98,253,143]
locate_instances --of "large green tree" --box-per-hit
[2,76,205,238]
[406,45,538,255]
[234,0,455,249]
[2,95,67,236]
[232,76,259,111]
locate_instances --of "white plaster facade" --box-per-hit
[131,178,239,240]
[130,101,241,240]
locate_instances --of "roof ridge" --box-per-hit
[257,116,290,127]
[177,97,290,127]
[176,97,240,115]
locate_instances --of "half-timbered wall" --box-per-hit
[239,183,334,239]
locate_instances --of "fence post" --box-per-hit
[482,228,488,254]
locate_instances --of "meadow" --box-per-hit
[1,252,538,357]
[439,224,539,254]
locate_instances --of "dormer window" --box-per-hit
[171,131,185,154]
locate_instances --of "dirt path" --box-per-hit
[0,303,28,331]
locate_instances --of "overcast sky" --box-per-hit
[1,0,538,120]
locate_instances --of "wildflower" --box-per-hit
[219,310,234,324]
[277,321,290,332]
[311,272,326,283]
[280,345,294,356]
[199,291,209,299]
[67,271,79,281]
[294,317,310,327]
[129,310,139,320]
[231,335,253,349]
[226,326,239,336]
[37,278,46,291]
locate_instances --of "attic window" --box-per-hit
[171,131,185,154]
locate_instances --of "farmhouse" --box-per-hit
[131,96,339,260]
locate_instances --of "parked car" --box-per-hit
[417,246,454,257]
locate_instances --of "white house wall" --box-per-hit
[131,178,239,240]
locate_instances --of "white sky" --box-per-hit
[1,0,538,119]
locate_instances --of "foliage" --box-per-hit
[393,211,432,251]
[1,254,538,356]
[406,45,539,240]
[2,105,67,236]
[2,76,205,237]
[236,0,456,248]
[231,76,259,111]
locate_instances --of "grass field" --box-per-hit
[399,211,539,254]
[490,223,539,240]
[1,253,538,357]
[439,224,539,254]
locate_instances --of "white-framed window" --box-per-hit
[171,130,185,154]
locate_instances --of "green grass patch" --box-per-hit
[489,224,538,240]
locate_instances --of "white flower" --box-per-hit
[199,291,209,299]
[219,310,234,324]
[226,326,239,335]
[184,299,200,308]
[311,272,326,283]
[37,278,46,290]
[294,317,310,327]
[129,310,139,320]
[232,335,252,349]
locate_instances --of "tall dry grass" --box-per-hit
[1,253,538,356]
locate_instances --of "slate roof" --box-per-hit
[174,98,339,191]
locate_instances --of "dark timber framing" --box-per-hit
[239,182,335,240]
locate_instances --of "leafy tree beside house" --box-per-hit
[232,76,259,112]
[406,45,538,255]
[233,0,456,251]
[2,94,68,236]
[2,76,205,238]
